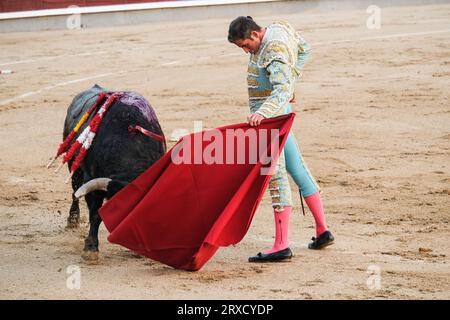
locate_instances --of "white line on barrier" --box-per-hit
[0,0,280,20]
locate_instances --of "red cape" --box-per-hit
[99,113,295,270]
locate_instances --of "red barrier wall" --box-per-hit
[0,1,181,13]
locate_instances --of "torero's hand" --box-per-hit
[247,113,265,127]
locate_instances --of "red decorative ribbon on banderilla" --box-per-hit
[48,91,166,183]
[128,124,166,151]
[47,92,107,169]
[51,92,121,183]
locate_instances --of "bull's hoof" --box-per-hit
[66,215,80,229]
[82,250,99,263]
[83,237,99,263]
[66,220,79,229]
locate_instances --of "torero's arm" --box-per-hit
[255,60,294,119]
[294,35,311,79]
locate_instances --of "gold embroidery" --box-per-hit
[269,177,281,211]
[261,101,278,111]
[268,42,289,56]
[247,79,258,86]
[260,41,294,67]
[256,22,298,69]
[247,66,259,76]
[248,89,272,98]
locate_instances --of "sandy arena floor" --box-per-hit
[0,2,449,299]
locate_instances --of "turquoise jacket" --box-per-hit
[247,20,311,118]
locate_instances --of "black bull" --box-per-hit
[63,85,165,260]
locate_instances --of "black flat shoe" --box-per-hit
[248,247,293,262]
[308,230,335,250]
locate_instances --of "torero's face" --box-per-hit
[233,31,262,54]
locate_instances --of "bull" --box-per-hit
[61,84,165,260]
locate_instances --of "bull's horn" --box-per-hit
[74,178,112,199]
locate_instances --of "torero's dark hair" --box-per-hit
[227,16,262,43]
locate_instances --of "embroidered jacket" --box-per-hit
[248,20,310,118]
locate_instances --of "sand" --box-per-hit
[0,2,449,299]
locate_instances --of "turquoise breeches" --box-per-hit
[284,104,319,197]
[284,132,319,197]
[267,104,320,210]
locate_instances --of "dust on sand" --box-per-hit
[0,3,449,299]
